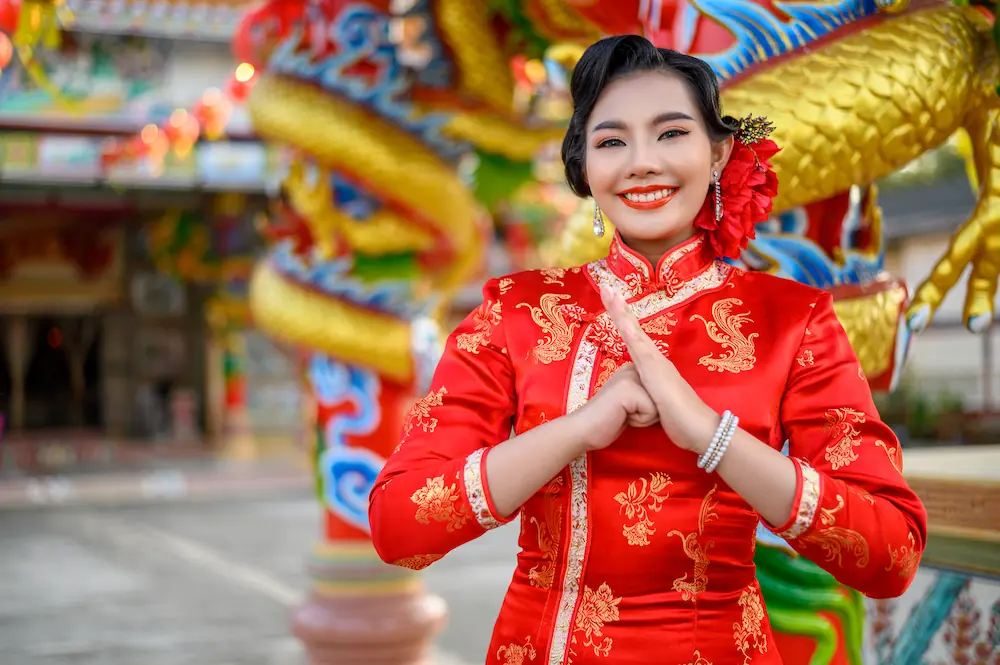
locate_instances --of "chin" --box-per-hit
[616,217,692,242]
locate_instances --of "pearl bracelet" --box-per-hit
[697,411,738,473]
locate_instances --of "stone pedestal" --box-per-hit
[291,542,447,665]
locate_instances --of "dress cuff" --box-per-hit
[462,447,511,530]
[767,458,821,540]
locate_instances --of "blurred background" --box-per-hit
[0,1,997,664]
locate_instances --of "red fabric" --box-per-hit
[369,232,926,665]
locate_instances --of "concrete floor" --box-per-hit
[0,494,521,665]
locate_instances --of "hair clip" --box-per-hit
[734,114,775,145]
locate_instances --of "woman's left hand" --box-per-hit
[600,285,720,454]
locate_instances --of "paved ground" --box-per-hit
[0,493,520,665]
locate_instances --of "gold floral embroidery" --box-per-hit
[517,293,581,364]
[549,328,598,665]
[595,356,619,391]
[456,300,502,354]
[858,365,866,381]
[464,448,503,530]
[875,439,903,473]
[805,327,812,335]
[644,312,678,335]
[410,474,469,532]
[680,651,713,665]
[402,387,447,438]
[823,408,866,469]
[800,494,870,567]
[529,476,563,589]
[733,585,768,663]
[498,277,514,295]
[392,553,444,570]
[569,583,621,660]
[589,258,732,323]
[669,486,720,601]
[797,349,815,367]
[850,485,876,506]
[541,267,566,285]
[614,472,672,546]
[690,298,758,373]
[775,461,821,540]
[886,532,920,578]
[497,636,537,665]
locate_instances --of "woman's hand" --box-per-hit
[568,362,659,452]
[599,285,719,453]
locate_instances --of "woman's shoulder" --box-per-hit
[729,265,829,309]
[484,264,594,300]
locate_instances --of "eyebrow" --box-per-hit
[590,111,695,133]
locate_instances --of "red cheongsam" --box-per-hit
[369,231,927,665]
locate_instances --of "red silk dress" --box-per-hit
[369,232,927,665]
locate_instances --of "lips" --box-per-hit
[618,185,678,210]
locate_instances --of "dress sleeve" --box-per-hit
[769,291,928,599]
[368,278,517,570]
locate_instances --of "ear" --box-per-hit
[711,136,734,175]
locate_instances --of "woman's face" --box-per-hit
[584,71,731,256]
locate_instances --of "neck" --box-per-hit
[618,226,697,266]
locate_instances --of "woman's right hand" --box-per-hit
[569,362,659,452]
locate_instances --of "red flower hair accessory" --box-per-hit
[694,115,780,259]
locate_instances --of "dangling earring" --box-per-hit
[593,201,605,238]
[713,170,723,222]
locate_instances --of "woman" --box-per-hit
[369,35,926,665]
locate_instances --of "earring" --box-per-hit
[713,170,723,222]
[593,201,605,238]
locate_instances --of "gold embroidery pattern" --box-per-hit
[680,651,713,665]
[800,494,870,567]
[541,267,567,285]
[464,448,503,530]
[886,532,920,579]
[594,356,619,391]
[823,408,867,469]
[570,583,621,660]
[497,636,537,665]
[498,277,514,295]
[410,474,469,532]
[690,298,758,373]
[402,387,447,438]
[517,293,580,364]
[529,476,563,589]
[668,486,720,602]
[645,312,678,336]
[614,473,672,546]
[733,585,768,664]
[548,329,598,665]
[456,300,502,354]
[589,258,732,321]
[392,553,443,570]
[875,439,903,473]
[776,461,821,540]
[797,349,815,366]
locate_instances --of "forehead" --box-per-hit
[588,71,699,129]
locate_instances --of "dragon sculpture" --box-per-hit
[236,1,995,663]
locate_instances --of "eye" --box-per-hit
[659,129,689,140]
[596,137,625,149]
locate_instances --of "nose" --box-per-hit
[627,142,661,179]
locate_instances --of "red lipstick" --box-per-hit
[617,185,678,210]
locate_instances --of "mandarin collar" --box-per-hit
[606,231,717,298]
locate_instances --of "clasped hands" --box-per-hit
[571,286,720,455]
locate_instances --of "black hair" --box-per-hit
[561,34,737,198]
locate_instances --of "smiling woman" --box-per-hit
[562,39,737,259]
[369,34,926,665]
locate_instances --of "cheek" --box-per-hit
[584,151,616,191]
